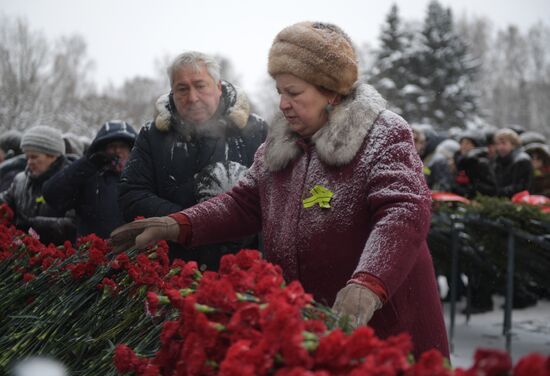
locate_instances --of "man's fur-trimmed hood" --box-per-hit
[264,83,387,171]
[154,80,251,132]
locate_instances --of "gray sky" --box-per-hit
[2,0,549,96]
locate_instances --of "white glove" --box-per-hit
[332,283,382,327]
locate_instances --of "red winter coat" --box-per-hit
[182,84,449,358]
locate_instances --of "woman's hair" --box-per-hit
[494,128,522,148]
[525,144,550,166]
[412,126,426,143]
[167,51,221,87]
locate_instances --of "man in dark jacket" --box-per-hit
[493,128,532,198]
[0,125,75,245]
[43,121,137,239]
[118,51,267,268]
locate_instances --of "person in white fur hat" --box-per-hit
[112,22,449,359]
[0,125,75,245]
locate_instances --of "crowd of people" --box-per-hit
[414,125,550,199]
[1,21,549,360]
[414,125,550,314]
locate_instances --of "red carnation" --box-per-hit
[406,349,451,375]
[513,353,550,376]
[470,348,512,376]
[146,291,161,316]
[114,344,140,373]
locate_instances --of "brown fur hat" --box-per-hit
[268,21,358,95]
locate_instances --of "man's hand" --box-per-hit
[332,283,382,327]
[109,216,180,252]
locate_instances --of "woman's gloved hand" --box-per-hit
[332,283,382,327]
[110,216,180,252]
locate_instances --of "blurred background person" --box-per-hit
[493,128,532,198]
[425,138,459,192]
[43,120,137,239]
[0,125,75,245]
[0,130,25,192]
[453,130,496,198]
[524,143,550,197]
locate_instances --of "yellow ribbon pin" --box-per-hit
[303,185,334,209]
[423,166,431,176]
[35,196,46,204]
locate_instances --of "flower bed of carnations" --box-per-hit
[0,203,548,375]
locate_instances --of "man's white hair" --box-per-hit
[167,51,221,87]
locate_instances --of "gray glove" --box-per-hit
[332,283,382,327]
[110,216,180,252]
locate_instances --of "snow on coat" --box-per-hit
[193,161,248,203]
[182,83,449,358]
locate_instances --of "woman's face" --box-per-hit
[25,151,57,176]
[460,138,476,155]
[531,155,543,170]
[275,73,333,138]
[495,138,515,158]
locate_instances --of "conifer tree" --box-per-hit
[415,0,480,130]
[369,4,417,116]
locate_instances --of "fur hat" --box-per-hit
[20,125,65,156]
[268,21,358,95]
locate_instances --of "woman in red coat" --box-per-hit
[112,21,449,359]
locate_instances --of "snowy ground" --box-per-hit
[443,296,550,368]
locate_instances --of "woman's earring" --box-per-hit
[325,103,333,113]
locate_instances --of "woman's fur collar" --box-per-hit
[154,81,251,132]
[264,83,387,171]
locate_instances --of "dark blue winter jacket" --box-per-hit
[118,81,267,219]
[43,121,137,239]
[118,81,267,268]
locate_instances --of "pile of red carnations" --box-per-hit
[0,204,548,375]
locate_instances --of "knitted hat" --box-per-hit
[20,125,65,156]
[268,21,358,95]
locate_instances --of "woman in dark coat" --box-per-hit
[493,128,533,198]
[524,143,550,197]
[112,22,449,359]
[0,126,75,245]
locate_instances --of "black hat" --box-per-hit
[0,130,22,157]
[88,120,137,154]
[458,129,483,147]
